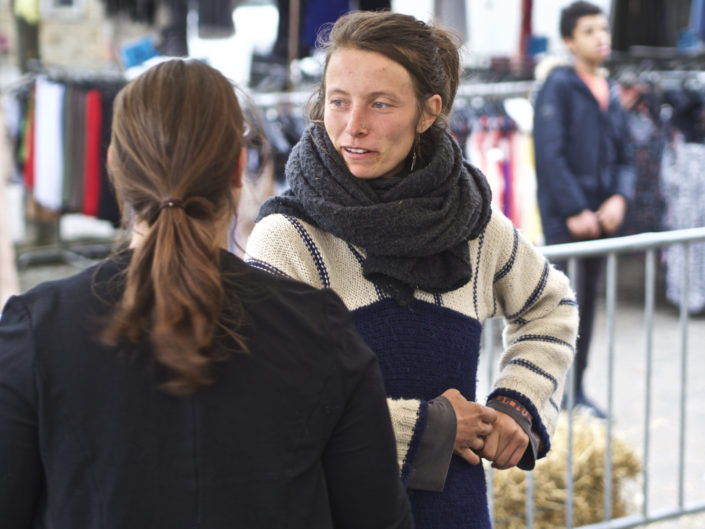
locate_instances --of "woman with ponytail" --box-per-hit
[0,59,412,529]
[246,10,579,528]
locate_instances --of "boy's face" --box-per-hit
[564,14,611,66]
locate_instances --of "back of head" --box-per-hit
[106,59,247,394]
[560,1,603,39]
[310,10,462,139]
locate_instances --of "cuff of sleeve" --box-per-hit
[487,396,540,471]
[406,396,456,491]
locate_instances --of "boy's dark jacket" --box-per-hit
[533,64,636,242]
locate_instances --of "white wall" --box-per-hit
[394,0,613,60]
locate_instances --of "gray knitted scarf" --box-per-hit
[257,124,492,305]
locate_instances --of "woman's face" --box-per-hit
[323,47,438,179]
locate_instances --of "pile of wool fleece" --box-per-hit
[491,413,642,529]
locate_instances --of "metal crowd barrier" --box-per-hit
[484,226,705,529]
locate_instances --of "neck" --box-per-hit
[573,57,602,77]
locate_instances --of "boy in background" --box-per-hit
[533,1,635,418]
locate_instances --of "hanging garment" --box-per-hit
[83,89,103,218]
[302,0,348,51]
[21,94,35,191]
[61,85,75,209]
[68,89,87,213]
[97,85,122,226]
[660,136,705,314]
[102,0,157,24]
[33,78,65,212]
[621,104,666,235]
[198,0,236,39]
[434,0,468,44]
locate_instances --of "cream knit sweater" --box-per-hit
[246,208,578,475]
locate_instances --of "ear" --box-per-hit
[232,146,247,189]
[563,37,575,53]
[416,94,443,134]
[107,144,114,168]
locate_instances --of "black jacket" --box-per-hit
[0,251,412,529]
[533,65,636,242]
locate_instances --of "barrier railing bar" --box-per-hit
[678,243,690,510]
[642,249,655,518]
[604,253,617,521]
[540,227,705,260]
[577,501,705,529]
[526,470,534,529]
[566,257,578,529]
[488,230,705,529]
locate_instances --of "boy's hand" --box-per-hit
[597,194,627,235]
[566,209,601,240]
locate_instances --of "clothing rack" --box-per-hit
[250,79,536,109]
[3,66,127,271]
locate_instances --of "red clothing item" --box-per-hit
[23,94,35,190]
[83,89,102,217]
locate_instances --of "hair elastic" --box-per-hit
[159,198,186,210]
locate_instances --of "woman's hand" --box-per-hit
[441,389,497,466]
[477,411,529,469]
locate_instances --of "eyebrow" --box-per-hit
[326,88,401,101]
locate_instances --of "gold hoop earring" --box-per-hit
[409,134,421,172]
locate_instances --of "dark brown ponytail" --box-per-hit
[103,59,249,394]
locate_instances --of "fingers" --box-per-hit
[454,435,486,466]
[491,443,525,469]
[455,446,481,466]
[478,414,530,469]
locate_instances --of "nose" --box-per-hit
[345,105,367,137]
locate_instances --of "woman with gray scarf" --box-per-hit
[246,11,578,529]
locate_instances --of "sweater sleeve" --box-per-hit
[533,73,590,218]
[246,214,436,486]
[0,297,42,528]
[484,212,578,458]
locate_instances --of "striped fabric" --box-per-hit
[246,208,578,527]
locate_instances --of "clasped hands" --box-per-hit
[441,388,529,470]
[566,194,627,240]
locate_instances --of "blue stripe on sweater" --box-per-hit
[245,258,292,279]
[560,297,579,307]
[284,215,330,288]
[505,260,550,321]
[346,243,386,301]
[494,226,519,283]
[473,232,485,317]
[503,355,563,414]
[510,333,576,356]
[507,357,559,391]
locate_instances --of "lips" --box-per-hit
[344,147,372,154]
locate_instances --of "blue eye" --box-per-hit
[373,101,388,109]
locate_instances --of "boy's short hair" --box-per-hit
[560,1,604,39]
